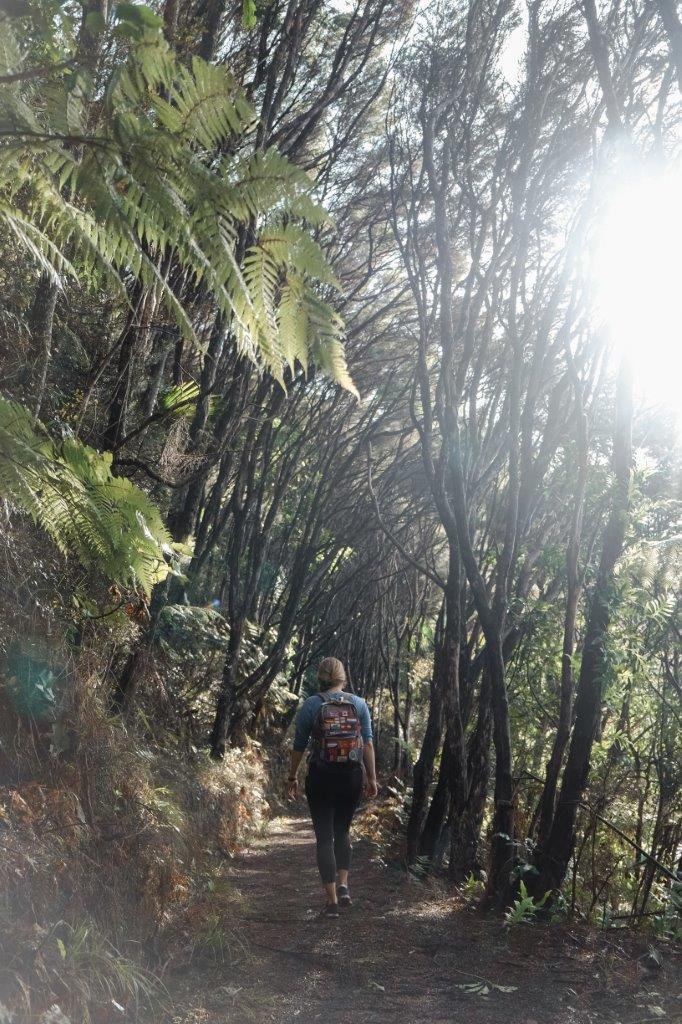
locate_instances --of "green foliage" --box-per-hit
[407,854,433,883]
[4,645,64,723]
[48,921,158,1012]
[156,604,230,658]
[461,873,486,900]
[504,881,549,926]
[0,13,356,392]
[0,916,158,1023]
[192,913,244,963]
[115,3,163,36]
[153,606,294,739]
[0,396,172,593]
[242,0,258,30]
[653,880,682,941]
[266,676,298,714]
[159,381,201,415]
[143,785,186,834]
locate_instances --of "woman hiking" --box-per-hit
[287,657,378,918]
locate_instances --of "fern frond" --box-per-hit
[306,294,358,399]
[0,21,354,393]
[151,59,253,149]
[0,202,75,284]
[278,277,309,373]
[0,397,171,594]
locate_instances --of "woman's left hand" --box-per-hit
[286,778,299,801]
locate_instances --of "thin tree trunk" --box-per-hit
[441,546,469,864]
[103,281,146,450]
[210,618,245,758]
[167,315,229,541]
[163,0,180,43]
[486,636,515,899]
[108,581,169,712]
[537,399,589,845]
[406,601,445,862]
[140,330,173,419]
[198,0,228,62]
[656,0,682,94]
[449,669,492,881]
[29,273,58,422]
[535,356,633,894]
[419,730,452,860]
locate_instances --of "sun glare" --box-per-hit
[594,166,682,420]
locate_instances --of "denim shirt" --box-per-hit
[293,691,373,752]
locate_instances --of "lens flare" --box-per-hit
[594,165,682,419]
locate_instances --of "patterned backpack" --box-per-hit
[310,694,364,769]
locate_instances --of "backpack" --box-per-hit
[310,694,364,769]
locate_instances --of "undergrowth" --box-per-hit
[354,780,410,868]
[0,676,270,1023]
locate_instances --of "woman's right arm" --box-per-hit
[358,700,378,797]
[362,742,378,798]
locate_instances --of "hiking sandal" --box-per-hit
[337,885,352,908]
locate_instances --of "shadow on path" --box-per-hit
[165,814,681,1024]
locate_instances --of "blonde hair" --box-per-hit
[317,656,346,687]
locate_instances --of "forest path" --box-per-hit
[165,814,680,1024]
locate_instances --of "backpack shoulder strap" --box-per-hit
[310,693,326,723]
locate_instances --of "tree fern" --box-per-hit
[0,15,357,395]
[0,396,172,595]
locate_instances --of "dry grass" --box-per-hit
[0,672,271,1023]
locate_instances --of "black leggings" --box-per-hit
[305,765,363,884]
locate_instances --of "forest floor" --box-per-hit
[162,814,681,1024]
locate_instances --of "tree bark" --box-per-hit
[103,281,147,451]
[536,396,589,846]
[535,356,633,894]
[656,0,682,94]
[419,730,453,862]
[406,600,446,862]
[449,669,492,881]
[210,617,245,758]
[29,273,58,422]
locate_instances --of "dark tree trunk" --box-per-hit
[535,357,632,894]
[441,546,468,860]
[109,645,145,714]
[449,670,492,881]
[163,0,180,42]
[210,618,245,758]
[167,316,229,541]
[109,581,170,713]
[406,601,445,862]
[140,330,173,419]
[198,0,228,62]
[172,334,184,385]
[419,731,453,860]
[536,399,588,846]
[486,637,516,899]
[104,281,146,451]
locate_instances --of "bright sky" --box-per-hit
[499,16,527,85]
[594,165,682,424]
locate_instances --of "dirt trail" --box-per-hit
[166,815,680,1024]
